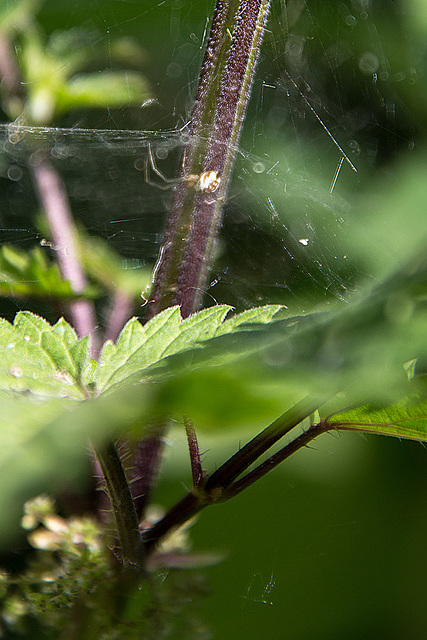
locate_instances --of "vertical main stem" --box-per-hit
[134,0,271,525]
[149,0,271,319]
[96,441,146,572]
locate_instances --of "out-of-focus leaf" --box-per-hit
[0,0,40,34]
[56,72,151,113]
[0,244,98,300]
[80,233,151,297]
[0,383,151,545]
[18,28,152,125]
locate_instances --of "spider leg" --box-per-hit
[144,143,180,190]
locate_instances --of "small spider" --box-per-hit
[145,144,221,193]
[185,170,221,193]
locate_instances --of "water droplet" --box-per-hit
[358,52,379,75]
[345,15,357,27]
[7,165,23,182]
[156,146,168,160]
[166,62,182,78]
[134,158,145,171]
[252,161,265,174]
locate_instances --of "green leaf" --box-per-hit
[0,0,40,35]
[95,305,283,393]
[99,255,426,435]
[327,387,427,441]
[0,245,98,300]
[18,28,152,125]
[0,312,88,399]
[0,384,151,545]
[213,304,284,335]
[57,71,151,112]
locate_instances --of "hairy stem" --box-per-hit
[149,0,271,318]
[143,395,326,554]
[95,441,146,572]
[143,423,328,556]
[135,0,271,527]
[184,416,204,490]
[204,394,324,494]
[223,422,329,499]
[131,429,165,520]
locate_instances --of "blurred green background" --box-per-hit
[1,0,427,638]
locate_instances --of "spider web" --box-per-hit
[0,0,416,319]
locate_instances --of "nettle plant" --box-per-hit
[0,0,427,637]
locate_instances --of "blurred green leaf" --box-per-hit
[0,0,40,34]
[80,232,151,297]
[0,244,98,300]
[0,383,151,545]
[17,27,152,124]
[408,0,427,34]
[57,71,151,113]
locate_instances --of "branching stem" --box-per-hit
[143,395,327,554]
[136,0,272,536]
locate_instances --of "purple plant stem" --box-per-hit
[103,289,135,345]
[0,36,24,108]
[134,0,271,526]
[149,0,271,319]
[143,417,328,555]
[184,416,204,489]
[130,432,165,520]
[31,157,98,354]
[142,394,329,553]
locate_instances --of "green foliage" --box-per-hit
[95,304,282,393]
[0,0,426,638]
[19,28,151,124]
[0,8,151,124]
[0,0,41,35]
[0,233,426,539]
[0,234,149,304]
[327,382,427,442]
[0,244,96,300]
[0,311,90,397]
